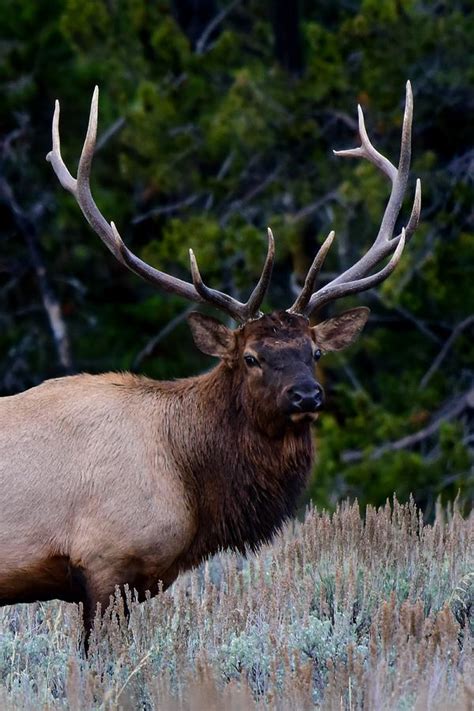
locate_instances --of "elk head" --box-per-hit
[188,308,369,434]
[46,82,421,436]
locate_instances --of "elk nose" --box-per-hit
[288,382,324,412]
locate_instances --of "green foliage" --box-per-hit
[0,0,472,510]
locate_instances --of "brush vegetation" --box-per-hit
[0,498,472,709]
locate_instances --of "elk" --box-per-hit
[0,83,420,643]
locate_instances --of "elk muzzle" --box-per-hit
[286,380,324,422]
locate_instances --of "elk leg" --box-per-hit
[80,587,119,656]
[79,568,139,653]
[81,598,95,656]
[78,555,181,654]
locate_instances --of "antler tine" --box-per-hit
[73,88,126,264]
[47,87,278,323]
[291,82,420,318]
[188,248,245,321]
[334,104,397,182]
[334,81,413,251]
[287,231,335,314]
[189,227,276,324]
[47,100,77,193]
[404,178,421,241]
[245,227,275,318]
[306,228,406,314]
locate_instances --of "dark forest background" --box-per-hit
[1,0,473,515]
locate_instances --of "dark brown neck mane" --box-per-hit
[160,363,314,568]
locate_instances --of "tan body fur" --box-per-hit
[0,373,195,612]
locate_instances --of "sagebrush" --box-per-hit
[0,498,472,710]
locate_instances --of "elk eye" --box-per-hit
[244,354,260,368]
[313,348,322,361]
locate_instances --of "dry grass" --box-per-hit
[0,498,472,710]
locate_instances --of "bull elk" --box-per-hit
[0,83,420,644]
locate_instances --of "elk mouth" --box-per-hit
[289,412,319,424]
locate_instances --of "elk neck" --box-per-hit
[156,362,314,566]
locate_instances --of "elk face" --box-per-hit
[188,307,369,435]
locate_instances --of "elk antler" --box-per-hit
[288,81,421,317]
[46,87,274,323]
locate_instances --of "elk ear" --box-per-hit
[188,312,236,359]
[311,307,370,352]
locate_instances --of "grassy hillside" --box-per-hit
[0,498,472,709]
